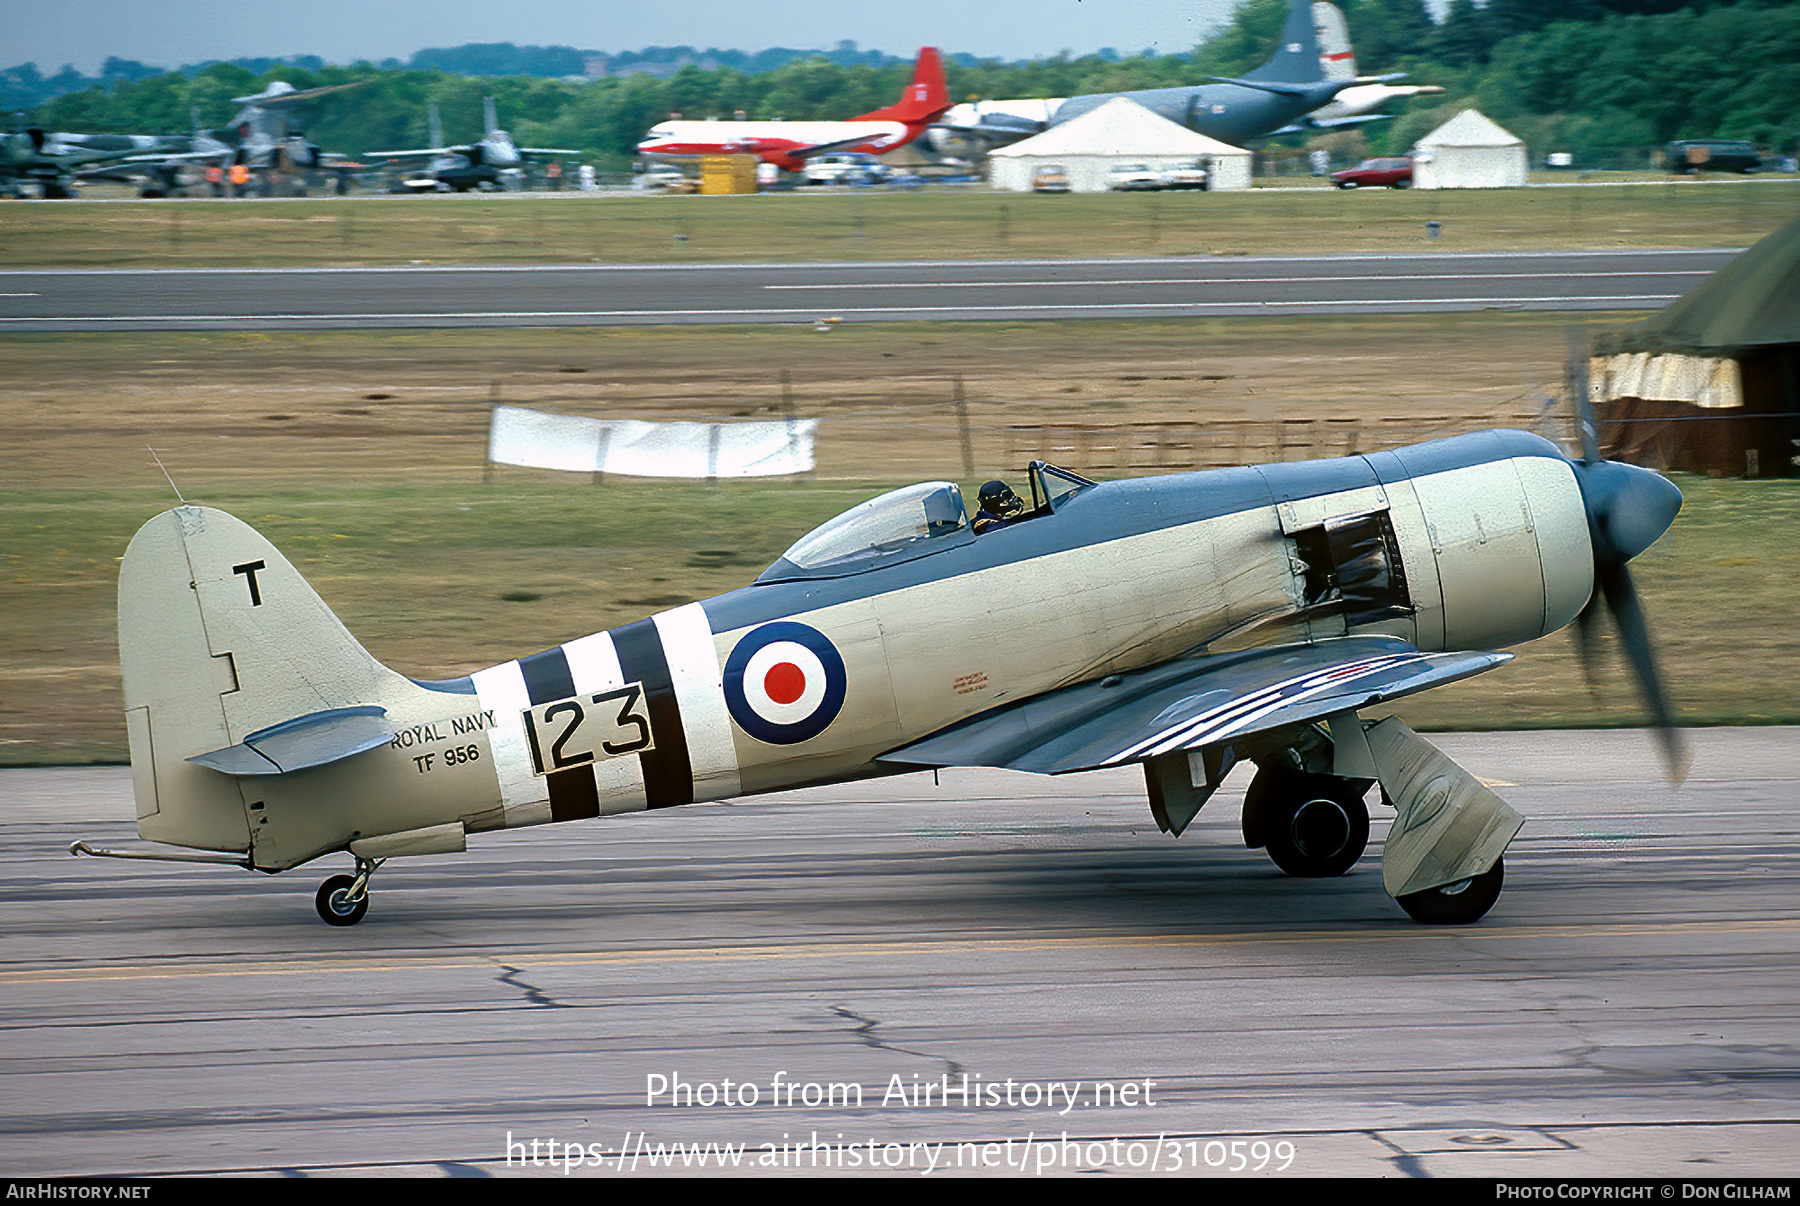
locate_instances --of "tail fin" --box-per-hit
[119,507,430,859]
[853,47,951,126]
[483,95,499,137]
[1243,0,1328,84]
[1312,1,1358,80]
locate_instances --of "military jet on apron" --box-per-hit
[175,80,366,195]
[372,97,578,193]
[0,126,190,198]
[81,81,368,197]
[77,426,1684,928]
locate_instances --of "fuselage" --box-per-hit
[1050,80,1350,147]
[207,431,1599,872]
[637,120,916,172]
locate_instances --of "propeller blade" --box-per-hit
[1572,592,1604,693]
[1596,559,1690,784]
[1567,324,1601,463]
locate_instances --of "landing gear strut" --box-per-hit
[1243,768,1370,878]
[314,854,385,926]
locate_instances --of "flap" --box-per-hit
[877,637,1510,776]
[187,705,392,776]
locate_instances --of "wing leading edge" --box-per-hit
[876,637,1511,776]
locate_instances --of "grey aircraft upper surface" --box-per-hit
[371,97,578,192]
[928,0,1363,155]
[77,409,1684,930]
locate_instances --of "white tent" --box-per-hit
[1411,109,1527,190]
[988,97,1254,193]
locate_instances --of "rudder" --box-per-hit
[853,47,951,126]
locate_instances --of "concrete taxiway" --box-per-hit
[1,728,1795,1177]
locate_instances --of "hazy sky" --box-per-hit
[13,0,1244,75]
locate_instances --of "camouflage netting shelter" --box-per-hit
[1591,219,1800,478]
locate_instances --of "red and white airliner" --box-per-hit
[635,47,949,173]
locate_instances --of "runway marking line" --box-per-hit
[762,271,1704,290]
[3,918,1796,985]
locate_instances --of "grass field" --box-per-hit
[3,185,1797,764]
[3,178,1797,268]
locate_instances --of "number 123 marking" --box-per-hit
[522,684,654,776]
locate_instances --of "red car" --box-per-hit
[1330,157,1413,189]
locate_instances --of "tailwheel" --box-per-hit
[1396,858,1504,925]
[1246,769,1369,878]
[315,875,368,926]
[314,855,383,926]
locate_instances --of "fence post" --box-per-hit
[954,374,974,478]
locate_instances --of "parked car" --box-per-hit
[635,166,692,192]
[803,153,891,185]
[1330,157,1413,189]
[1106,163,1164,191]
[1031,165,1071,193]
[1664,139,1762,174]
[1156,160,1210,191]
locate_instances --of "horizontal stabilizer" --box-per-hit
[188,705,393,776]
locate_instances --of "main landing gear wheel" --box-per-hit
[315,874,369,926]
[1396,858,1505,925]
[1247,769,1370,877]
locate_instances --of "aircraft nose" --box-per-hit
[1579,460,1682,565]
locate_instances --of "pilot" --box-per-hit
[972,479,1024,534]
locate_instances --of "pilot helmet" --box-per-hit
[978,479,1022,516]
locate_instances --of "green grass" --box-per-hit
[3,180,1798,269]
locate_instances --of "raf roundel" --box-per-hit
[723,621,848,745]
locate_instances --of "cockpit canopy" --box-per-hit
[757,462,1097,583]
[761,481,970,580]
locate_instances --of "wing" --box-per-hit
[1274,114,1393,135]
[927,118,1041,149]
[876,636,1510,775]
[774,134,886,160]
[366,146,455,159]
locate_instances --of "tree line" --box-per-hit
[11,0,1797,170]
